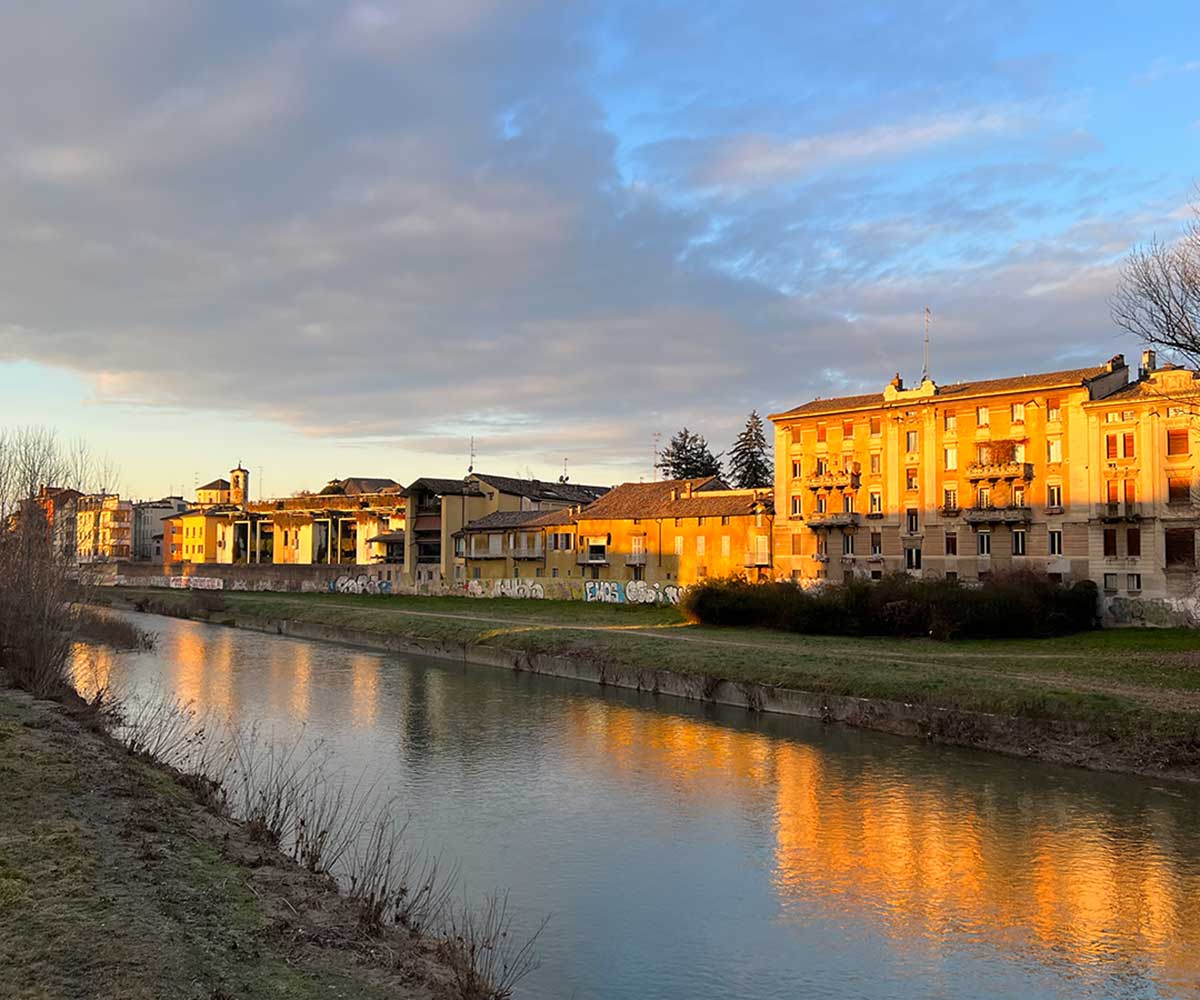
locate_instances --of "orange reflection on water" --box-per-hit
[559,700,1200,993]
[349,654,380,728]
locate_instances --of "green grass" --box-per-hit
[116,587,1200,740]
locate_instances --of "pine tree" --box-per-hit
[656,427,723,480]
[727,410,772,488]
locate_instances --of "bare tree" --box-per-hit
[1111,193,1200,368]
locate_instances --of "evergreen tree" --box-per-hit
[656,427,723,480]
[727,410,772,488]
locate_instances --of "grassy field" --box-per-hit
[0,686,453,1000]
[115,588,1200,741]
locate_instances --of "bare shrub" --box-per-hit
[442,892,548,1000]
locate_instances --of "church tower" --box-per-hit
[230,465,250,508]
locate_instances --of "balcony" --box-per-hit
[625,551,647,566]
[806,512,860,529]
[577,552,609,566]
[810,553,829,563]
[941,505,961,517]
[965,462,1034,481]
[512,547,544,560]
[468,549,506,560]
[807,471,855,490]
[743,551,771,567]
[963,505,1033,525]
[1095,502,1143,522]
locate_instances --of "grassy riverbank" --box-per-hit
[112,587,1200,778]
[0,684,457,1000]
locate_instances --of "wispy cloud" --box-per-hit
[1134,57,1200,83]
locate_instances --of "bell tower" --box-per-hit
[230,465,250,507]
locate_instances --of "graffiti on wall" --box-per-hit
[467,578,546,600]
[583,579,682,605]
[328,574,393,595]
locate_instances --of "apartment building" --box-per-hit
[133,497,188,561]
[769,351,1199,607]
[76,494,133,562]
[458,478,774,588]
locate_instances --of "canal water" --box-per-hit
[76,612,1200,1000]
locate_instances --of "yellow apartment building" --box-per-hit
[458,478,774,594]
[769,351,1200,616]
[75,494,133,562]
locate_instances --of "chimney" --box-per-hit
[1106,354,1126,374]
[685,481,694,498]
[1141,349,1157,376]
[890,372,904,390]
[670,488,678,501]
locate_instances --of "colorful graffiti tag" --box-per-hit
[328,574,393,595]
[467,579,546,600]
[583,580,682,605]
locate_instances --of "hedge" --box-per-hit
[681,571,1099,640]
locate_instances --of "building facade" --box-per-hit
[133,497,188,561]
[76,494,133,562]
[769,352,1200,608]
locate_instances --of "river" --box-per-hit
[75,612,1200,1000]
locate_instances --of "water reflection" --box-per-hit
[74,615,1200,1000]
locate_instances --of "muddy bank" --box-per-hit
[0,683,461,1000]
[106,593,1200,783]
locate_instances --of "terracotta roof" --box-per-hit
[461,510,548,532]
[772,365,1108,419]
[574,477,726,520]
[1088,370,1200,403]
[320,476,401,496]
[527,509,578,527]
[407,476,482,497]
[197,478,230,492]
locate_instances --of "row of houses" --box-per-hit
[33,348,1200,616]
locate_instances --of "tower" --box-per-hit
[230,465,249,508]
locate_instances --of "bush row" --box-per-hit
[681,571,1099,640]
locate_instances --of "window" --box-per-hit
[791,460,802,478]
[978,531,991,556]
[870,491,882,513]
[1103,529,1117,557]
[1047,439,1062,463]
[1012,530,1026,556]
[944,487,958,511]
[1047,399,1061,421]
[1127,528,1141,558]
[562,533,574,550]
[871,531,882,555]
[1011,402,1025,422]
[1169,477,1191,503]
[816,422,827,443]
[977,485,991,508]
[674,536,684,556]
[1128,573,1142,592]
[721,535,731,558]
[791,533,804,556]
[976,406,990,426]
[816,534,828,556]
[843,420,854,438]
[945,532,957,556]
[791,495,803,518]
[906,508,919,534]
[721,515,730,525]
[870,417,881,437]
[905,547,922,570]
[976,443,992,464]
[906,468,919,491]
[696,536,706,556]
[842,533,854,555]
[944,446,957,471]
[816,494,828,514]
[1124,433,1135,459]
[906,430,919,453]
[1049,529,1063,556]
[1104,573,1118,592]
[1168,429,1190,457]
[1047,484,1063,509]
[843,493,855,513]
[871,569,883,580]
[1106,433,1135,459]
[944,411,957,432]
[1105,411,1120,424]
[674,517,683,527]
[870,453,881,475]
[1166,528,1196,566]
[1012,486,1025,507]
[1014,442,1026,462]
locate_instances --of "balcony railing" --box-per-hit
[963,505,1033,525]
[1095,502,1143,521]
[807,472,855,490]
[577,552,609,565]
[806,511,860,529]
[941,505,961,517]
[512,547,544,560]
[625,551,647,565]
[965,462,1034,481]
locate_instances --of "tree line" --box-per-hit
[655,410,773,487]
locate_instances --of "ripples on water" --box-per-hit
[74,613,1200,1000]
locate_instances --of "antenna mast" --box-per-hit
[922,306,932,382]
[651,431,662,482]
[467,437,476,475]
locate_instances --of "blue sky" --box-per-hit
[0,1,1197,498]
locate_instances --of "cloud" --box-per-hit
[1135,57,1200,83]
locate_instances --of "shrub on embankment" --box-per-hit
[681,571,1099,639]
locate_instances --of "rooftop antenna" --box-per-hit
[467,437,476,475]
[922,306,932,382]
[559,457,569,484]
[257,466,263,502]
[651,431,661,482]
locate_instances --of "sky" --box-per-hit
[1,1,1198,499]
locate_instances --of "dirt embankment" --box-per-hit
[0,685,459,1000]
